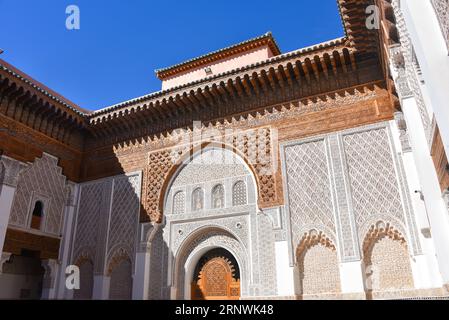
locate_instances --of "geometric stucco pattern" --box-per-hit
[143,126,278,223]
[362,222,414,294]
[72,172,142,276]
[432,0,449,51]
[283,139,336,249]
[298,245,341,296]
[106,173,141,274]
[72,181,105,267]
[282,122,421,265]
[343,128,405,234]
[165,148,252,218]
[0,156,27,188]
[9,153,67,235]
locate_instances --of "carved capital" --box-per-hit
[0,253,12,274]
[138,222,161,252]
[389,45,414,99]
[0,156,27,188]
[41,259,59,289]
[65,181,77,206]
[394,111,411,152]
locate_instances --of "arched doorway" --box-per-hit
[191,248,240,300]
[0,250,45,300]
[73,259,94,300]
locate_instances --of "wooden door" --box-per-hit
[191,256,240,300]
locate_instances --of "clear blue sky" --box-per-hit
[0,0,344,111]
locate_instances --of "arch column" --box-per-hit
[132,222,160,300]
[0,252,11,274]
[41,259,59,299]
[0,156,26,257]
[56,182,79,299]
[389,46,449,285]
[338,260,365,297]
[93,275,111,299]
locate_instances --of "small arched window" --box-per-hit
[232,181,247,206]
[192,188,204,211]
[173,191,185,214]
[212,184,224,209]
[31,201,44,230]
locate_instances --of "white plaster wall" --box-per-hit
[388,120,444,288]
[274,241,295,296]
[400,97,449,284]
[402,0,449,159]
[161,46,275,90]
[339,261,365,293]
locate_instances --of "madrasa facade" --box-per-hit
[1,0,449,300]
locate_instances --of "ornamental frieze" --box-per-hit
[110,83,385,158]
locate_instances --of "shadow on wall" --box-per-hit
[69,141,170,301]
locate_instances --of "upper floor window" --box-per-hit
[192,188,204,211]
[232,181,247,206]
[212,184,224,209]
[30,201,43,230]
[173,191,185,214]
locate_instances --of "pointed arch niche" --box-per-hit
[163,146,258,216]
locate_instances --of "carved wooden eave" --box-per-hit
[0,59,88,148]
[0,0,386,151]
[86,44,384,147]
[338,0,380,54]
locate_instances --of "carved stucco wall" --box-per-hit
[143,126,279,222]
[106,174,141,275]
[299,243,341,295]
[9,153,69,236]
[283,138,337,250]
[73,260,93,300]
[165,148,254,217]
[71,172,141,278]
[159,147,277,298]
[363,223,414,293]
[281,122,421,271]
[109,259,133,300]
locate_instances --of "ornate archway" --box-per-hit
[296,230,341,297]
[191,248,240,300]
[143,127,281,223]
[362,221,414,299]
[172,226,248,300]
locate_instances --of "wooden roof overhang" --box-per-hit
[0,60,88,146]
[1,0,392,150]
[87,46,381,145]
[86,0,386,146]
